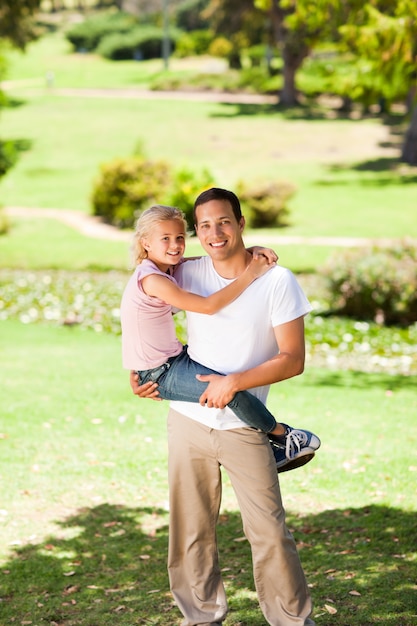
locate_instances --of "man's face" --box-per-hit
[195,199,245,262]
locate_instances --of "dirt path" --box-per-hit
[5,206,131,242]
[1,76,279,104]
[48,86,279,105]
[5,205,403,247]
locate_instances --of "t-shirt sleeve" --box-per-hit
[270,269,313,327]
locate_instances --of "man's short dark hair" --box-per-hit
[194,188,242,225]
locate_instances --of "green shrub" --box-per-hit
[175,29,214,57]
[91,152,295,234]
[208,35,244,69]
[243,45,281,76]
[236,180,295,228]
[0,208,10,235]
[97,25,182,60]
[91,156,172,228]
[322,244,417,326]
[208,36,233,59]
[65,11,138,52]
[245,44,268,68]
[236,66,281,94]
[167,166,215,231]
[0,138,32,177]
[150,69,240,93]
[300,50,408,110]
[0,140,19,176]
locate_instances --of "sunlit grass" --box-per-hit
[3,30,164,88]
[1,25,416,626]
[1,320,416,625]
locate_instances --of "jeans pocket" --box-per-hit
[138,363,170,384]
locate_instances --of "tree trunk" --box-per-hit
[280,50,298,105]
[268,1,309,106]
[401,105,417,165]
[406,85,417,114]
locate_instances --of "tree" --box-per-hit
[254,0,417,162]
[0,0,42,189]
[204,0,266,69]
[402,106,417,164]
[0,0,42,49]
[339,1,417,164]
[254,0,346,105]
[205,0,347,103]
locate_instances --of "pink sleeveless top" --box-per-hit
[120,259,183,370]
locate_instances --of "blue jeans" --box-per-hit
[137,346,277,433]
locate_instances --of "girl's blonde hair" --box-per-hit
[131,204,188,265]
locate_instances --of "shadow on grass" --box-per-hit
[323,158,417,184]
[0,503,174,625]
[209,101,408,125]
[1,503,416,625]
[210,101,348,121]
[303,369,417,392]
[3,96,28,109]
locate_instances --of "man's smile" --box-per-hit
[209,241,227,248]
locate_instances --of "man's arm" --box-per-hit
[129,317,305,404]
[196,316,306,409]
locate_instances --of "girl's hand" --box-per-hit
[130,371,162,401]
[248,246,278,265]
[246,252,275,279]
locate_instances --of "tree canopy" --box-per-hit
[0,0,42,49]
[338,1,417,163]
[252,0,417,162]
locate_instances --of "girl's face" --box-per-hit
[142,219,186,271]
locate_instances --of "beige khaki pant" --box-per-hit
[167,408,315,626]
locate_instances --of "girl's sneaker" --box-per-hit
[269,425,321,473]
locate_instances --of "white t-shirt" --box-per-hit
[171,256,312,430]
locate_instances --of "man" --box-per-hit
[131,188,315,625]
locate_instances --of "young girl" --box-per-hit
[121,205,320,472]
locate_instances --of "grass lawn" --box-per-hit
[2,91,416,241]
[1,33,417,243]
[1,28,417,626]
[3,29,192,90]
[1,320,417,625]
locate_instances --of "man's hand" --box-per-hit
[130,371,162,400]
[196,373,238,408]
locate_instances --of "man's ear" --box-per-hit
[239,216,246,232]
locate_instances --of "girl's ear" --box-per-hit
[141,238,150,251]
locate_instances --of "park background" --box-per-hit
[0,1,416,625]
